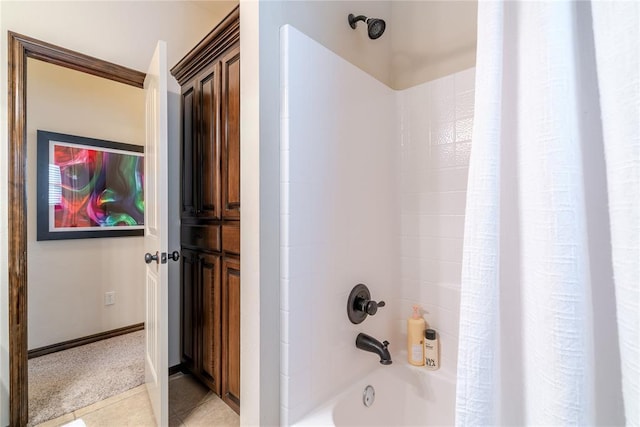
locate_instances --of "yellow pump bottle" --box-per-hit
[407,305,426,366]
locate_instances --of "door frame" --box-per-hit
[7,32,145,426]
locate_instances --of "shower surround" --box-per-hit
[280,25,474,424]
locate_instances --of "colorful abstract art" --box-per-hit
[37,131,144,240]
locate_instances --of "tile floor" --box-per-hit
[36,373,239,427]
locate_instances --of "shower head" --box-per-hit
[366,18,386,40]
[348,13,386,40]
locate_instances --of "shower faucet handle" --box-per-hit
[362,299,385,316]
[347,283,386,324]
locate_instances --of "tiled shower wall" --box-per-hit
[396,68,475,385]
[281,24,475,425]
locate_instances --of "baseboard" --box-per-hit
[169,364,184,376]
[28,323,145,359]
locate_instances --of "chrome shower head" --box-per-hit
[348,13,386,40]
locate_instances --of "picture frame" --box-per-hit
[37,130,145,241]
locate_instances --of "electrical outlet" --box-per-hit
[105,291,115,306]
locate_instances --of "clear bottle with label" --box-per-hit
[407,305,425,366]
[424,328,439,370]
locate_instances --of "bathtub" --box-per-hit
[294,363,456,426]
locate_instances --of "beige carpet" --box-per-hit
[28,330,144,426]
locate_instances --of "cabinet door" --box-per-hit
[221,256,240,413]
[199,253,221,394]
[197,65,221,219]
[181,83,196,217]
[180,249,198,371]
[220,45,240,220]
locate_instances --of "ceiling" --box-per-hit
[390,1,477,62]
[389,0,478,88]
[186,0,238,15]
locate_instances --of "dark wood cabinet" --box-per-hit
[197,64,221,219]
[181,85,196,217]
[180,249,198,372]
[181,67,221,219]
[180,249,221,393]
[171,6,240,414]
[199,253,221,392]
[221,257,240,412]
[220,46,240,221]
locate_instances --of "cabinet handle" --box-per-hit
[168,251,180,262]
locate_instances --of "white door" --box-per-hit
[143,40,168,426]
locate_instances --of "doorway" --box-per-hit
[7,32,149,426]
[25,56,147,425]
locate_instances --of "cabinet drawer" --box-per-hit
[222,224,240,255]
[181,224,220,251]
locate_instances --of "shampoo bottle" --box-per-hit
[407,305,425,366]
[424,328,439,370]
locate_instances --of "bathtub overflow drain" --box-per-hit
[363,385,375,407]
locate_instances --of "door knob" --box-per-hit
[167,251,180,262]
[145,252,159,264]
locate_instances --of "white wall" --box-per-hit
[240,2,395,424]
[0,2,237,424]
[241,0,477,422]
[26,59,146,349]
[238,2,263,425]
[280,24,475,424]
[280,25,397,424]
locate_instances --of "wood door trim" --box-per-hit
[9,32,145,87]
[8,30,29,426]
[7,31,145,426]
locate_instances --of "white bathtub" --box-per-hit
[294,363,456,426]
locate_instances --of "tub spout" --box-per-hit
[356,333,392,365]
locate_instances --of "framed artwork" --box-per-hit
[37,130,144,241]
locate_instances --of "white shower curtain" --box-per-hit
[456,1,638,425]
